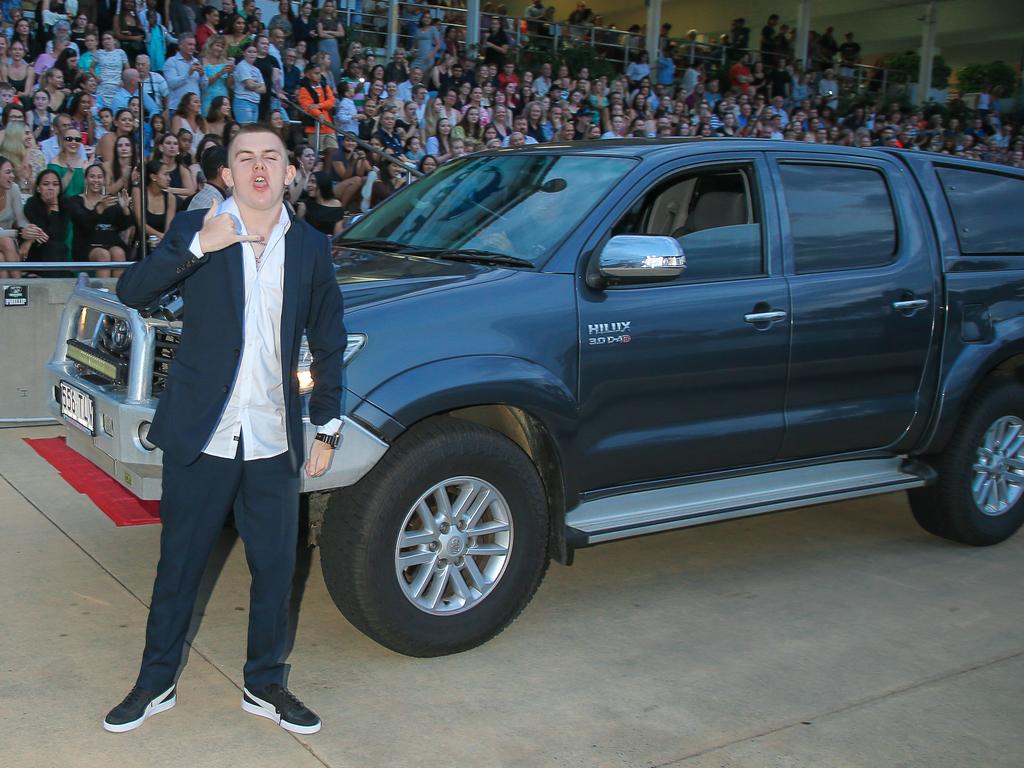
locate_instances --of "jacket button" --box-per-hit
[233,348,240,357]
[222,385,229,393]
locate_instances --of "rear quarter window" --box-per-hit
[937,166,1024,255]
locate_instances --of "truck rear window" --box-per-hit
[937,166,1024,255]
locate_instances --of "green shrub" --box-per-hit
[956,61,1018,96]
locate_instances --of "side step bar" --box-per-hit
[566,458,933,546]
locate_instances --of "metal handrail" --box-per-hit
[277,92,423,176]
[9,263,131,270]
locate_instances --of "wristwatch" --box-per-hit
[315,432,341,449]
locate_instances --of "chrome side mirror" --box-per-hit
[595,235,686,286]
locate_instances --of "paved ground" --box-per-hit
[2,424,1023,768]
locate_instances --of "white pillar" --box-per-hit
[645,0,661,58]
[466,0,481,60]
[386,0,400,56]
[917,0,939,104]
[794,0,811,68]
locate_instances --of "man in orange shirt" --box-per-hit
[296,60,338,150]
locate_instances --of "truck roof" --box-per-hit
[503,138,1022,175]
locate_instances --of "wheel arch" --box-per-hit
[360,356,579,564]
[919,343,1024,455]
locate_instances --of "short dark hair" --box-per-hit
[200,144,228,182]
[227,122,289,157]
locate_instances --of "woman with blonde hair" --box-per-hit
[201,35,234,114]
[0,121,45,194]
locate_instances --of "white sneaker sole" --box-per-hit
[241,688,322,734]
[103,685,176,733]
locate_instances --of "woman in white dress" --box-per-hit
[95,32,129,108]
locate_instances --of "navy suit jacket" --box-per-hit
[117,208,346,472]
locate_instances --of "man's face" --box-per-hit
[137,55,150,77]
[179,37,195,57]
[225,131,295,212]
[257,37,269,56]
[0,90,12,108]
[382,113,395,131]
[513,117,527,132]
[271,30,284,48]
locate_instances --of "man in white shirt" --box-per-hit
[137,54,169,118]
[107,124,345,736]
[531,61,552,98]
[163,33,203,112]
[396,66,424,102]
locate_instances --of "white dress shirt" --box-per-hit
[190,197,292,460]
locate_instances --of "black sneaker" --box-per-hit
[242,684,322,734]
[103,684,176,733]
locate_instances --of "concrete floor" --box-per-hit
[1,425,1022,768]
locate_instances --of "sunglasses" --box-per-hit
[64,135,83,143]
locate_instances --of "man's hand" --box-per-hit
[198,203,264,253]
[305,439,335,478]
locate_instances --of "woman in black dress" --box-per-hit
[66,163,134,277]
[297,170,345,236]
[132,158,177,247]
[21,168,71,272]
[113,0,147,60]
[154,131,196,199]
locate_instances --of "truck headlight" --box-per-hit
[297,334,366,394]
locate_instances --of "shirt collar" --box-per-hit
[221,194,291,239]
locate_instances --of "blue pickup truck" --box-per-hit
[49,139,1024,657]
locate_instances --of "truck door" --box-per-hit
[576,154,791,491]
[768,153,938,459]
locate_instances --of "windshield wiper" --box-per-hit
[335,237,412,252]
[416,249,536,269]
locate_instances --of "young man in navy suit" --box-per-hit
[105,124,346,735]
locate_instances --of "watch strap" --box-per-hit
[315,432,341,448]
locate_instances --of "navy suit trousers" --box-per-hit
[137,434,299,692]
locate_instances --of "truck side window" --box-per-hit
[937,166,1024,255]
[779,163,898,274]
[612,164,764,283]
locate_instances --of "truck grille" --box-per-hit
[67,315,180,394]
[152,329,180,393]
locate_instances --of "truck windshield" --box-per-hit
[337,154,634,266]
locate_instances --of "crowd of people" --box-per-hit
[0,1,1019,274]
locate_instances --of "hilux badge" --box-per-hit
[587,321,632,346]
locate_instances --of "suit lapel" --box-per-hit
[280,218,304,386]
[224,242,244,334]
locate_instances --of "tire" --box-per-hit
[909,378,1024,546]
[319,417,550,656]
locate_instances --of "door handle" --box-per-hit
[893,299,929,313]
[744,310,787,324]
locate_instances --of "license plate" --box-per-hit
[60,380,95,435]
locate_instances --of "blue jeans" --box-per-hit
[234,99,259,124]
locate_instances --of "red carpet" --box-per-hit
[24,437,161,526]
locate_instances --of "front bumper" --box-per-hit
[46,364,390,500]
[47,284,389,501]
